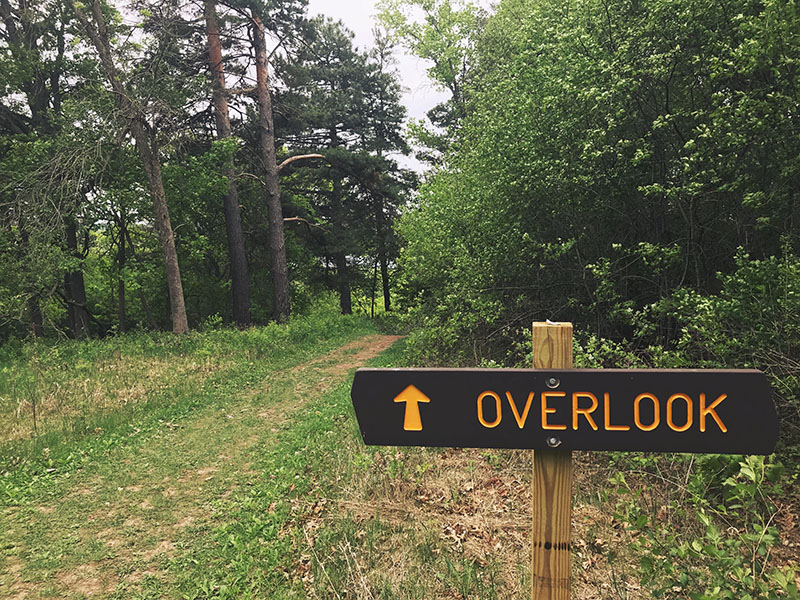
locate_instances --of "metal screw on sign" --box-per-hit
[546,436,562,448]
[546,377,560,389]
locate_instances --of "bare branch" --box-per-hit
[277,153,325,172]
[283,216,326,231]
[237,172,265,185]
[227,86,256,96]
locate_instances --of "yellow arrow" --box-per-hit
[394,385,431,431]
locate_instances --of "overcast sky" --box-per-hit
[306,0,449,125]
[305,0,450,170]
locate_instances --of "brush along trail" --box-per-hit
[0,334,400,599]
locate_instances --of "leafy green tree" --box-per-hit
[357,28,409,312]
[0,0,95,338]
[399,0,800,364]
[377,0,487,161]
[204,0,252,327]
[201,0,316,324]
[0,0,411,339]
[69,0,190,333]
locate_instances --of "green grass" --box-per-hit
[2,323,515,600]
[167,339,519,599]
[166,344,411,599]
[6,312,789,599]
[0,309,378,505]
[1,311,397,599]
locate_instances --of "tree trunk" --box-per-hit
[371,256,378,318]
[204,0,251,328]
[380,253,391,312]
[64,219,90,339]
[117,214,127,332]
[28,295,44,338]
[135,130,189,334]
[71,0,189,334]
[330,167,352,315]
[335,253,352,315]
[252,15,290,323]
[374,197,391,312]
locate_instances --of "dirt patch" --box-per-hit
[328,447,532,594]
[141,540,175,561]
[571,502,646,600]
[302,335,403,376]
[3,556,35,600]
[87,508,112,525]
[174,515,195,529]
[56,563,112,597]
[123,516,144,529]
[257,335,403,428]
[127,567,160,583]
[315,446,647,598]
[96,527,124,549]
[177,466,219,484]
[773,487,800,566]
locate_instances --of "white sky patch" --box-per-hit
[306,0,449,123]
[306,0,449,172]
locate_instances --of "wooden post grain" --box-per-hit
[531,322,573,600]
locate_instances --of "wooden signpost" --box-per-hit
[350,322,779,598]
[531,323,572,600]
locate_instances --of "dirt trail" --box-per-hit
[0,334,401,599]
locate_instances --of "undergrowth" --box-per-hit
[608,452,798,599]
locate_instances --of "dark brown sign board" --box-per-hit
[351,368,778,454]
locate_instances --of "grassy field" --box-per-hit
[0,311,398,598]
[1,312,798,599]
[0,311,377,501]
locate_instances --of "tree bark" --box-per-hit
[117,214,127,332]
[371,256,378,318]
[204,0,251,328]
[28,295,44,338]
[374,197,391,312]
[380,252,391,312]
[328,123,352,315]
[335,253,352,315]
[71,0,189,334]
[252,15,290,323]
[64,219,90,339]
[331,177,352,314]
[132,125,188,334]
